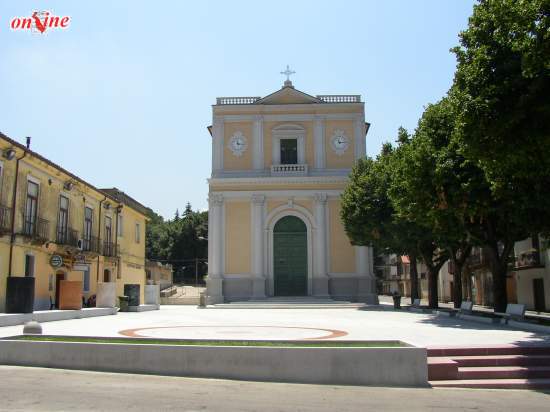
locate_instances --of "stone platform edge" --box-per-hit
[127,304,160,312]
[0,339,428,387]
[0,307,118,327]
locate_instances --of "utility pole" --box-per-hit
[195,257,199,286]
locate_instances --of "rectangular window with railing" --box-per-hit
[57,195,69,244]
[280,139,298,165]
[83,206,94,252]
[104,216,113,256]
[24,181,39,236]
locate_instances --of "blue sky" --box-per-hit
[0,0,475,218]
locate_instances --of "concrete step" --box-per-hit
[209,303,366,309]
[160,297,200,305]
[430,378,550,389]
[209,297,366,309]
[451,355,550,367]
[427,358,458,380]
[458,366,550,380]
[427,345,550,357]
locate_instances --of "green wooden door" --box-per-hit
[274,216,307,296]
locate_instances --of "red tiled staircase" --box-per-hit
[428,345,550,389]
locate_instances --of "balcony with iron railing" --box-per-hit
[56,227,79,248]
[215,95,361,105]
[271,164,308,176]
[82,235,100,254]
[467,248,487,269]
[102,241,119,257]
[316,95,361,103]
[515,249,542,270]
[21,217,50,241]
[0,205,11,234]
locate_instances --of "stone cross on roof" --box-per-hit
[280,65,296,87]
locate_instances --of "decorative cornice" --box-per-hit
[208,175,349,186]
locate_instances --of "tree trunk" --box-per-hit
[491,259,508,313]
[427,266,439,309]
[486,241,512,313]
[452,261,463,309]
[410,253,419,305]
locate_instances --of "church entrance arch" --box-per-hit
[273,216,307,296]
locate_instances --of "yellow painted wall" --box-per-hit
[225,201,251,274]
[328,199,356,273]
[0,137,147,311]
[117,262,145,303]
[223,122,253,170]
[325,120,355,169]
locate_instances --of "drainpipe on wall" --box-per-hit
[8,142,29,277]
[96,196,107,283]
[114,204,122,281]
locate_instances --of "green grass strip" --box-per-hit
[11,335,406,348]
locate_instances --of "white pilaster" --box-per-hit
[313,193,329,296]
[252,116,264,170]
[251,194,266,298]
[353,113,366,160]
[212,116,224,174]
[207,193,224,303]
[314,115,326,169]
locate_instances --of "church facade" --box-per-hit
[206,79,377,304]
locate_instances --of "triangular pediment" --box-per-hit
[256,85,322,105]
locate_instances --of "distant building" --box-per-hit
[146,260,173,290]
[388,235,549,311]
[379,254,428,299]
[0,132,148,312]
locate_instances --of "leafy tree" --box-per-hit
[341,142,424,304]
[451,0,550,311]
[145,204,208,283]
[388,131,451,308]
[389,99,486,308]
[183,202,193,218]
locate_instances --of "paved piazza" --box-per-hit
[1,304,549,346]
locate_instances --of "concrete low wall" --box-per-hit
[144,285,160,305]
[160,297,200,305]
[0,340,428,387]
[506,320,550,334]
[0,307,117,327]
[127,304,159,312]
[97,283,117,308]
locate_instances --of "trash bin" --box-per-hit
[118,296,129,312]
[198,292,206,308]
[392,293,402,309]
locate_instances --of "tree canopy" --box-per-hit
[145,204,208,283]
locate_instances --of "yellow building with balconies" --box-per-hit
[206,78,378,304]
[0,132,148,312]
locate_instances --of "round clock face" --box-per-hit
[228,132,247,156]
[331,130,349,155]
